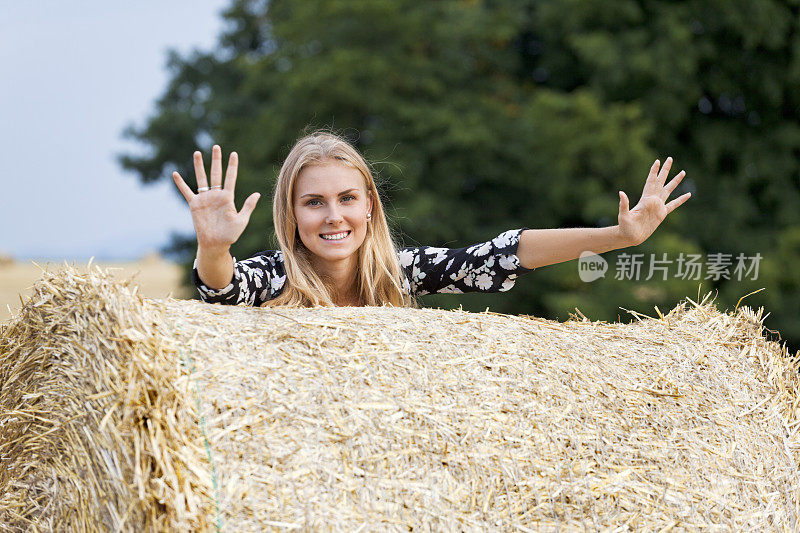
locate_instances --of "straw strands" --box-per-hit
[1,265,799,531]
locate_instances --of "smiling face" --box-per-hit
[292,160,373,274]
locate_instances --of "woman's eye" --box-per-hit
[341,195,356,202]
[306,199,322,206]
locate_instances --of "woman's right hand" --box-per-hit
[172,144,261,252]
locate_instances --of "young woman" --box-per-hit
[172,131,691,308]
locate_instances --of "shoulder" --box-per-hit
[236,250,288,300]
[397,247,420,268]
[240,249,284,268]
[235,250,286,286]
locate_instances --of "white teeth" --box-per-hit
[321,231,349,241]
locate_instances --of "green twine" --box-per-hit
[176,327,223,532]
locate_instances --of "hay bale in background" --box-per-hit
[1,266,798,530]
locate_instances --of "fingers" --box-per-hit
[238,192,261,222]
[665,192,692,214]
[619,190,630,216]
[172,171,195,203]
[210,145,223,188]
[657,156,673,185]
[662,170,686,198]
[648,159,660,181]
[224,151,239,192]
[642,159,660,196]
[193,151,209,191]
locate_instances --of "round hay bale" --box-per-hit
[1,266,798,530]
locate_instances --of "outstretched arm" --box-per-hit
[517,157,691,270]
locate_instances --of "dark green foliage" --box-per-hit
[120,0,800,351]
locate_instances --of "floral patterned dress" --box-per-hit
[191,229,533,306]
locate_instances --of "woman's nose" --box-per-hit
[325,205,344,224]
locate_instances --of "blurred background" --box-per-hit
[0,1,229,315]
[2,0,799,354]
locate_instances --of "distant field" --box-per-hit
[0,254,192,323]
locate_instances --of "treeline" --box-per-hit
[121,0,800,351]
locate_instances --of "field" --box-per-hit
[0,254,190,323]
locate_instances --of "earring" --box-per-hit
[366,213,372,220]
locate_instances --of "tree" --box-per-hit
[516,0,800,343]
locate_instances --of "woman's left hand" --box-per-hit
[617,157,692,246]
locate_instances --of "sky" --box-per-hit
[0,1,230,260]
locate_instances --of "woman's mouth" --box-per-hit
[320,230,351,241]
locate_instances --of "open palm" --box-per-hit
[618,157,691,246]
[172,145,260,251]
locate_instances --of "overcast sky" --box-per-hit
[1,1,230,260]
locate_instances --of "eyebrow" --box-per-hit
[300,188,358,199]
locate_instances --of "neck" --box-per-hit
[310,253,360,306]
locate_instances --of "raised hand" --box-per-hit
[617,157,692,246]
[172,145,261,252]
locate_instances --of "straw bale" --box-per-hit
[1,265,799,531]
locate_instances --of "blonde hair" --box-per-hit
[266,130,413,308]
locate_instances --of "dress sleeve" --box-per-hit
[398,228,533,296]
[191,250,287,306]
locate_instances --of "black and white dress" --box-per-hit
[191,229,533,306]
